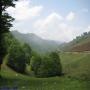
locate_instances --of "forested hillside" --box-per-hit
[60,31,90,52]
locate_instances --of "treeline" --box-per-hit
[3,32,62,77]
[72,31,90,44]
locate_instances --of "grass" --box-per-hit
[60,52,90,80]
[0,52,90,90]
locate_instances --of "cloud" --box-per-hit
[86,25,90,32]
[6,0,89,42]
[88,26,90,29]
[7,0,43,21]
[34,12,76,42]
[66,12,75,21]
[34,12,89,42]
[34,12,63,30]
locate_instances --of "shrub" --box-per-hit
[7,41,26,73]
[31,52,62,77]
[30,54,41,75]
[22,43,32,65]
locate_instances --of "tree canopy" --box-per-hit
[31,52,62,77]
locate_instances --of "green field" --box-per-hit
[0,52,90,90]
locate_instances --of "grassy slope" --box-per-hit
[61,33,90,52]
[0,52,90,90]
[70,40,90,52]
[60,52,90,80]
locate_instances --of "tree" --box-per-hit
[37,56,54,77]
[3,32,32,73]
[0,0,18,73]
[31,52,62,77]
[7,40,26,73]
[49,52,62,75]
[30,54,42,75]
[22,43,32,65]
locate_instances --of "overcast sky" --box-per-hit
[7,0,90,42]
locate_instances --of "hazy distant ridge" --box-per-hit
[11,31,61,54]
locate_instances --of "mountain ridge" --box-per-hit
[11,31,61,54]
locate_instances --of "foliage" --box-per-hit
[7,40,26,73]
[22,43,32,65]
[3,32,15,52]
[31,52,62,77]
[1,32,32,73]
[0,0,18,72]
[49,52,62,75]
[30,54,42,75]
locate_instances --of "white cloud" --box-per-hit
[34,12,63,30]
[86,25,90,32]
[7,0,43,21]
[66,12,75,21]
[6,0,89,42]
[34,12,89,42]
[34,12,76,42]
[88,26,90,29]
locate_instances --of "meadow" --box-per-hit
[0,52,90,90]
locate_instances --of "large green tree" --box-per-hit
[37,52,62,77]
[30,54,42,75]
[7,40,26,73]
[31,52,62,77]
[0,0,17,71]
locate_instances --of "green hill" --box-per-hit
[60,31,90,52]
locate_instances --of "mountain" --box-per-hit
[11,31,61,54]
[60,31,90,52]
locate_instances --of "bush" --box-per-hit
[22,43,32,65]
[7,40,26,73]
[49,52,62,75]
[30,52,62,77]
[4,33,32,73]
[30,54,42,75]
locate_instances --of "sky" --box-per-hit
[7,0,90,42]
